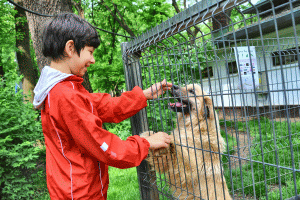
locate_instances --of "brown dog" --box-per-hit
[140,84,232,200]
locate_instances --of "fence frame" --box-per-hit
[121,0,300,199]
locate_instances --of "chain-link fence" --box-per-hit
[122,0,300,199]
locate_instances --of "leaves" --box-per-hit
[84,0,174,95]
[0,70,44,199]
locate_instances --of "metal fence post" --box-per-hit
[121,42,159,200]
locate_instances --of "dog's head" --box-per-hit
[168,84,214,119]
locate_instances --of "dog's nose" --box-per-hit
[172,85,179,90]
[171,85,179,94]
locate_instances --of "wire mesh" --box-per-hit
[122,0,300,199]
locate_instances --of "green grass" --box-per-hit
[107,167,140,200]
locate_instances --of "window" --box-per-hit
[272,47,299,66]
[227,61,238,74]
[202,66,214,79]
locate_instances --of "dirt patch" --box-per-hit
[233,192,254,200]
[221,127,255,200]
[222,127,253,169]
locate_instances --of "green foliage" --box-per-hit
[85,0,173,94]
[88,49,126,94]
[228,3,259,33]
[0,0,16,49]
[104,119,132,140]
[0,70,45,199]
[137,0,171,29]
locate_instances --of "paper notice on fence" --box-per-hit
[234,46,259,90]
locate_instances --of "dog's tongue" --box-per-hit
[169,102,183,107]
[175,102,182,107]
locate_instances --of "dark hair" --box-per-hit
[42,13,100,60]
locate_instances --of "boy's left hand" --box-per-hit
[143,79,172,100]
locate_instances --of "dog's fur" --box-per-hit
[140,84,232,200]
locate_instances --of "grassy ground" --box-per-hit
[107,167,140,200]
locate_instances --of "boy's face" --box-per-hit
[70,46,95,77]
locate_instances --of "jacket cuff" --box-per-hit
[131,86,147,108]
[141,137,150,151]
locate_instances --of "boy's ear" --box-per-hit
[65,40,75,57]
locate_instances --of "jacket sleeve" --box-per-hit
[50,90,150,169]
[89,86,147,123]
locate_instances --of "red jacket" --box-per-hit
[40,75,149,199]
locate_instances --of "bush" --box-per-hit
[104,119,132,140]
[0,70,45,199]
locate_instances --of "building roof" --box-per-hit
[243,0,298,14]
[214,5,300,47]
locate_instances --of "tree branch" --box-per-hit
[99,0,135,38]
[172,0,180,13]
[113,3,126,28]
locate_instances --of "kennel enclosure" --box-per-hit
[121,0,300,199]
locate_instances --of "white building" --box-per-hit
[201,0,300,118]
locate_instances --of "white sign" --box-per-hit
[234,46,259,90]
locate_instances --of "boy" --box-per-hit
[33,13,172,200]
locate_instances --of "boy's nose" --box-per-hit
[90,56,95,64]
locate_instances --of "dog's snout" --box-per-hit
[172,85,179,90]
[171,85,179,93]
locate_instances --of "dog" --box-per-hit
[140,84,232,200]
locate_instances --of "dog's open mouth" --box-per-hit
[168,98,191,114]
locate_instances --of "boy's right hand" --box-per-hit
[143,79,172,100]
[143,132,171,150]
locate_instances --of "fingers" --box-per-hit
[153,80,172,97]
[160,79,172,89]
[163,79,173,87]
[144,80,172,100]
[156,132,171,148]
[145,132,172,150]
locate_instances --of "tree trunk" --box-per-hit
[23,0,93,92]
[15,0,39,103]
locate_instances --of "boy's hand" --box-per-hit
[143,79,172,100]
[143,132,171,150]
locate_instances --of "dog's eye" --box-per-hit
[189,89,195,94]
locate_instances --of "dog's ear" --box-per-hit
[204,96,214,119]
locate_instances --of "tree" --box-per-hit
[14,0,39,103]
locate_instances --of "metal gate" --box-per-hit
[121,0,300,199]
